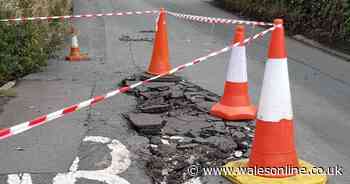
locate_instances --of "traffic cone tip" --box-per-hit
[274,19,284,25]
[268,19,287,59]
[233,25,245,45]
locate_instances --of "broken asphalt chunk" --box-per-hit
[177,143,199,149]
[157,144,178,157]
[123,113,164,134]
[232,131,246,140]
[195,101,215,112]
[138,104,171,113]
[205,136,238,153]
[170,90,184,99]
[150,136,162,145]
[141,72,182,82]
[144,82,175,91]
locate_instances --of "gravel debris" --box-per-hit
[120,74,255,184]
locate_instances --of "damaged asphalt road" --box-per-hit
[121,74,255,184]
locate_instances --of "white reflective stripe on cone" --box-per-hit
[257,58,293,122]
[72,36,79,48]
[226,46,248,83]
[155,13,160,32]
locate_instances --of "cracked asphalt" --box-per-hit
[0,0,350,183]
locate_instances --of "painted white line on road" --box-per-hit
[69,157,80,172]
[183,177,202,184]
[83,136,111,144]
[8,173,32,184]
[106,139,131,174]
[52,136,131,184]
[54,171,130,184]
[6,136,131,184]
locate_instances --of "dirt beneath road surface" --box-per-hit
[120,74,255,184]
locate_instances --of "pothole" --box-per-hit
[139,30,156,33]
[119,34,153,42]
[120,74,255,184]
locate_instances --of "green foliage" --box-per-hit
[0,0,69,85]
[345,0,350,38]
[0,23,47,82]
[215,0,349,42]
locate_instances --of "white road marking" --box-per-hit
[6,136,131,184]
[7,173,32,184]
[83,136,111,144]
[183,177,202,184]
[53,172,130,184]
[52,136,131,184]
[69,157,80,172]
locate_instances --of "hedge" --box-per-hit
[0,0,71,85]
[214,0,350,43]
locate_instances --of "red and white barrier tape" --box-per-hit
[167,11,274,26]
[0,25,278,141]
[0,10,158,23]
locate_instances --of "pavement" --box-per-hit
[0,0,350,183]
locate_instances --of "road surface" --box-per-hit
[0,0,350,183]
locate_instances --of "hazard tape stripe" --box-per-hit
[0,26,277,141]
[167,11,274,26]
[0,10,159,23]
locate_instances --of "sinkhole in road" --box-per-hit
[120,73,255,184]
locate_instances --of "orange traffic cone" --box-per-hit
[222,19,327,184]
[210,25,256,121]
[248,18,298,177]
[147,8,172,75]
[66,27,89,62]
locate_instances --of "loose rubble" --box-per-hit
[120,73,255,184]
